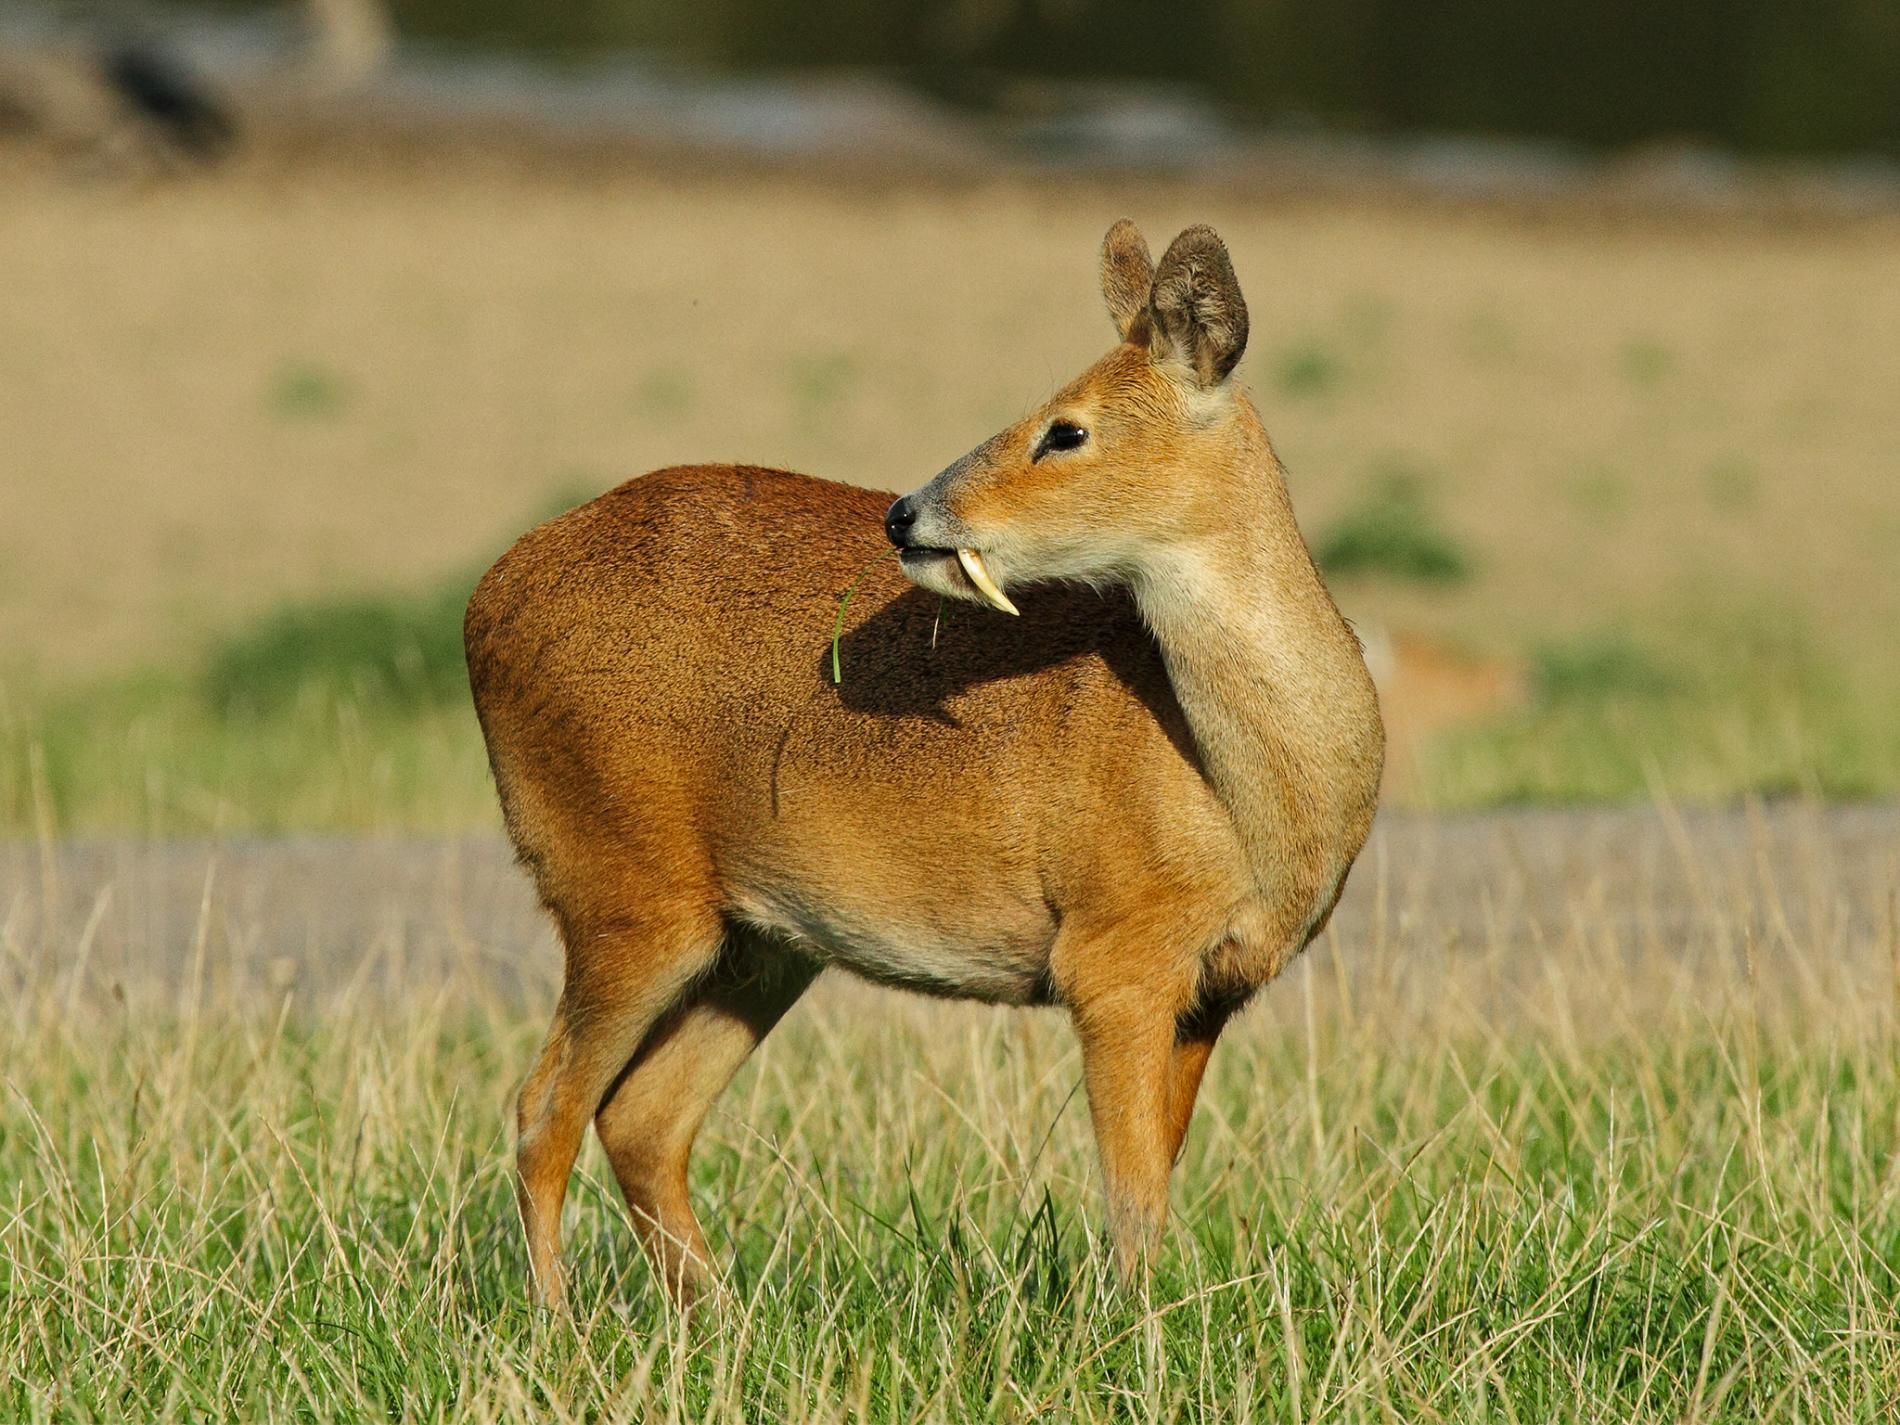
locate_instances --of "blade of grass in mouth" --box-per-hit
[832,547,901,685]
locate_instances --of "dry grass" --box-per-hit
[2,151,1897,688]
[3,809,1898,1420]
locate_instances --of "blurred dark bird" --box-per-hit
[98,41,236,160]
[0,0,391,174]
[0,30,235,169]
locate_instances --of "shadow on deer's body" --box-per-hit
[465,221,1385,1307]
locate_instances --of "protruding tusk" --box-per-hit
[957,548,1020,616]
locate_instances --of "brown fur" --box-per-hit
[466,221,1385,1306]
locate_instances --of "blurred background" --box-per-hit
[2,0,1897,832]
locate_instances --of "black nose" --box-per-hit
[884,496,918,548]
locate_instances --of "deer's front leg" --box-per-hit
[1069,988,1183,1278]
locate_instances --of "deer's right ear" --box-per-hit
[1149,225,1249,386]
[1100,219,1155,344]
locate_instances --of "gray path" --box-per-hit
[3,806,1895,1011]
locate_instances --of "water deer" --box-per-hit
[465,220,1385,1307]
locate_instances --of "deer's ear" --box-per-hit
[1148,225,1249,386]
[1100,219,1155,344]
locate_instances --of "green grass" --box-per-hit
[1704,457,1761,515]
[786,351,859,430]
[5,862,1898,1422]
[0,575,494,834]
[268,359,352,421]
[1314,464,1471,587]
[1532,632,1680,702]
[0,676,497,834]
[633,368,697,424]
[193,478,594,723]
[1619,339,1675,388]
[1273,339,1347,397]
[1421,614,1900,805]
[203,582,476,716]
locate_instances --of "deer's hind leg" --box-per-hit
[515,900,724,1309]
[593,932,818,1303]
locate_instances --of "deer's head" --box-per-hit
[885,221,1252,614]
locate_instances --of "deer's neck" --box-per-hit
[1130,408,1383,933]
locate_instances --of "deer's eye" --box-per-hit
[1034,420,1089,460]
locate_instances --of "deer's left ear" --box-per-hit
[1100,219,1156,344]
[1148,225,1249,386]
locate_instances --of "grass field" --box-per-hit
[4,812,1898,1422]
[3,140,1898,1420]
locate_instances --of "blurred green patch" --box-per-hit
[8,565,492,833]
[785,352,857,428]
[1273,339,1345,397]
[1458,305,1517,364]
[1566,464,1630,524]
[1340,293,1395,347]
[3,557,498,834]
[0,671,496,835]
[1534,632,1679,702]
[1704,456,1761,513]
[268,360,351,421]
[1619,338,1674,388]
[632,368,695,424]
[1315,463,1471,586]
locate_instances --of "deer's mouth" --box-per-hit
[897,546,1020,616]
